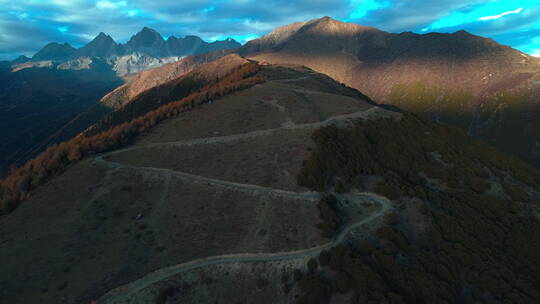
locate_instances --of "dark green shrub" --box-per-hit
[316,195,341,237]
[307,257,318,273]
[293,269,302,282]
[319,250,331,266]
[1,198,18,215]
[295,114,540,303]
[375,180,402,200]
[468,176,490,193]
[333,271,351,294]
[297,274,329,304]
[335,180,348,193]
[502,182,530,202]
[156,286,175,304]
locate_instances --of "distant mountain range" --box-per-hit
[6,27,241,76]
[0,28,240,174]
[239,16,540,167]
[2,17,540,175]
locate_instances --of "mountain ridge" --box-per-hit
[240,16,540,167]
[23,27,241,66]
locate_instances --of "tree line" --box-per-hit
[0,62,263,215]
[295,114,540,303]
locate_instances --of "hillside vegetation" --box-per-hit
[295,114,540,303]
[386,82,540,165]
[0,61,262,215]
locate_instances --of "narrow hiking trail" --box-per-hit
[93,102,395,303]
[96,193,391,304]
[102,106,391,155]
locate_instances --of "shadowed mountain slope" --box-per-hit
[0,29,240,174]
[240,16,540,167]
[78,32,118,58]
[32,50,240,165]
[83,54,252,137]
[0,61,122,174]
[100,49,237,109]
[32,42,77,61]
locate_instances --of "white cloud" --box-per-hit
[531,49,540,57]
[126,9,140,17]
[96,1,127,9]
[478,7,523,21]
[8,11,29,20]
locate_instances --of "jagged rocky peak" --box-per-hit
[12,55,31,64]
[32,42,77,61]
[302,16,381,35]
[92,32,117,44]
[208,37,241,47]
[79,32,118,57]
[123,27,166,57]
[18,27,240,77]
[128,27,164,47]
[182,35,204,42]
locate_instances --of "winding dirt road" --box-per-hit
[96,193,390,304]
[103,106,393,154]
[94,107,395,303]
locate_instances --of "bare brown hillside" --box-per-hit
[100,49,237,109]
[83,54,252,137]
[0,64,387,304]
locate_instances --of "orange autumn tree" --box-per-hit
[0,62,263,215]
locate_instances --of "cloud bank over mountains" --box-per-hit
[1,0,539,60]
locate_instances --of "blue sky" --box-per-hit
[1,0,539,60]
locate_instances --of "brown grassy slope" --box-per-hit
[0,160,324,304]
[0,64,380,304]
[242,17,537,99]
[296,114,540,303]
[105,66,375,192]
[25,50,239,170]
[100,49,238,109]
[0,57,262,215]
[84,54,251,136]
[240,16,540,167]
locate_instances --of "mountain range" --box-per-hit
[0,28,240,174]
[4,17,539,175]
[75,17,540,168]
[9,27,240,76]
